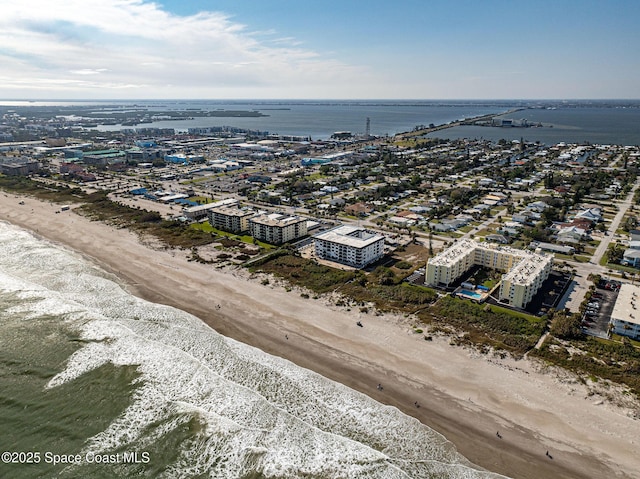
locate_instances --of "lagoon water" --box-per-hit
[3,99,639,144]
[87,99,640,145]
[0,221,505,478]
[92,100,512,140]
[427,105,640,146]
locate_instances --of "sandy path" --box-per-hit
[1,194,638,479]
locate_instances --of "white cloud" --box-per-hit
[0,0,369,98]
[70,69,109,75]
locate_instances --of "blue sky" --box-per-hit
[0,0,638,99]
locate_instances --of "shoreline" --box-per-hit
[1,194,638,479]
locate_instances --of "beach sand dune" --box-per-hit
[1,194,638,479]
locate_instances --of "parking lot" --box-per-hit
[581,280,620,339]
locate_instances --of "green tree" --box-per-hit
[550,313,582,339]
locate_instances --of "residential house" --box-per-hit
[623,239,640,267]
[622,249,640,268]
[485,234,510,244]
[556,225,589,243]
[575,208,602,223]
[526,201,549,213]
[345,202,373,216]
[429,222,455,232]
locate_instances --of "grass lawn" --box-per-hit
[488,304,543,323]
[184,175,221,185]
[302,172,328,181]
[601,260,640,274]
[188,196,212,204]
[474,228,493,237]
[191,222,275,250]
[610,334,640,348]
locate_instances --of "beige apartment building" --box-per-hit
[208,205,254,234]
[249,213,308,245]
[426,239,552,309]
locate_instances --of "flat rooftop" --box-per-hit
[428,238,477,267]
[612,283,640,326]
[250,213,305,227]
[185,198,238,213]
[314,225,384,248]
[211,205,253,217]
[501,252,553,286]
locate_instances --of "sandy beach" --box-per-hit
[1,193,638,479]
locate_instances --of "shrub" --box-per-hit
[138,211,162,223]
[395,261,412,270]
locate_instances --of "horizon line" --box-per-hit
[1,98,640,103]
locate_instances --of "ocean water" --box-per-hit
[0,221,506,479]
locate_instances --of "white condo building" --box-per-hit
[426,239,552,309]
[313,225,385,268]
[610,283,640,340]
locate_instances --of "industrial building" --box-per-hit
[249,213,307,245]
[426,239,552,309]
[82,149,126,166]
[610,283,640,340]
[313,225,385,268]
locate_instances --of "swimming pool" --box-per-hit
[459,289,482,299]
